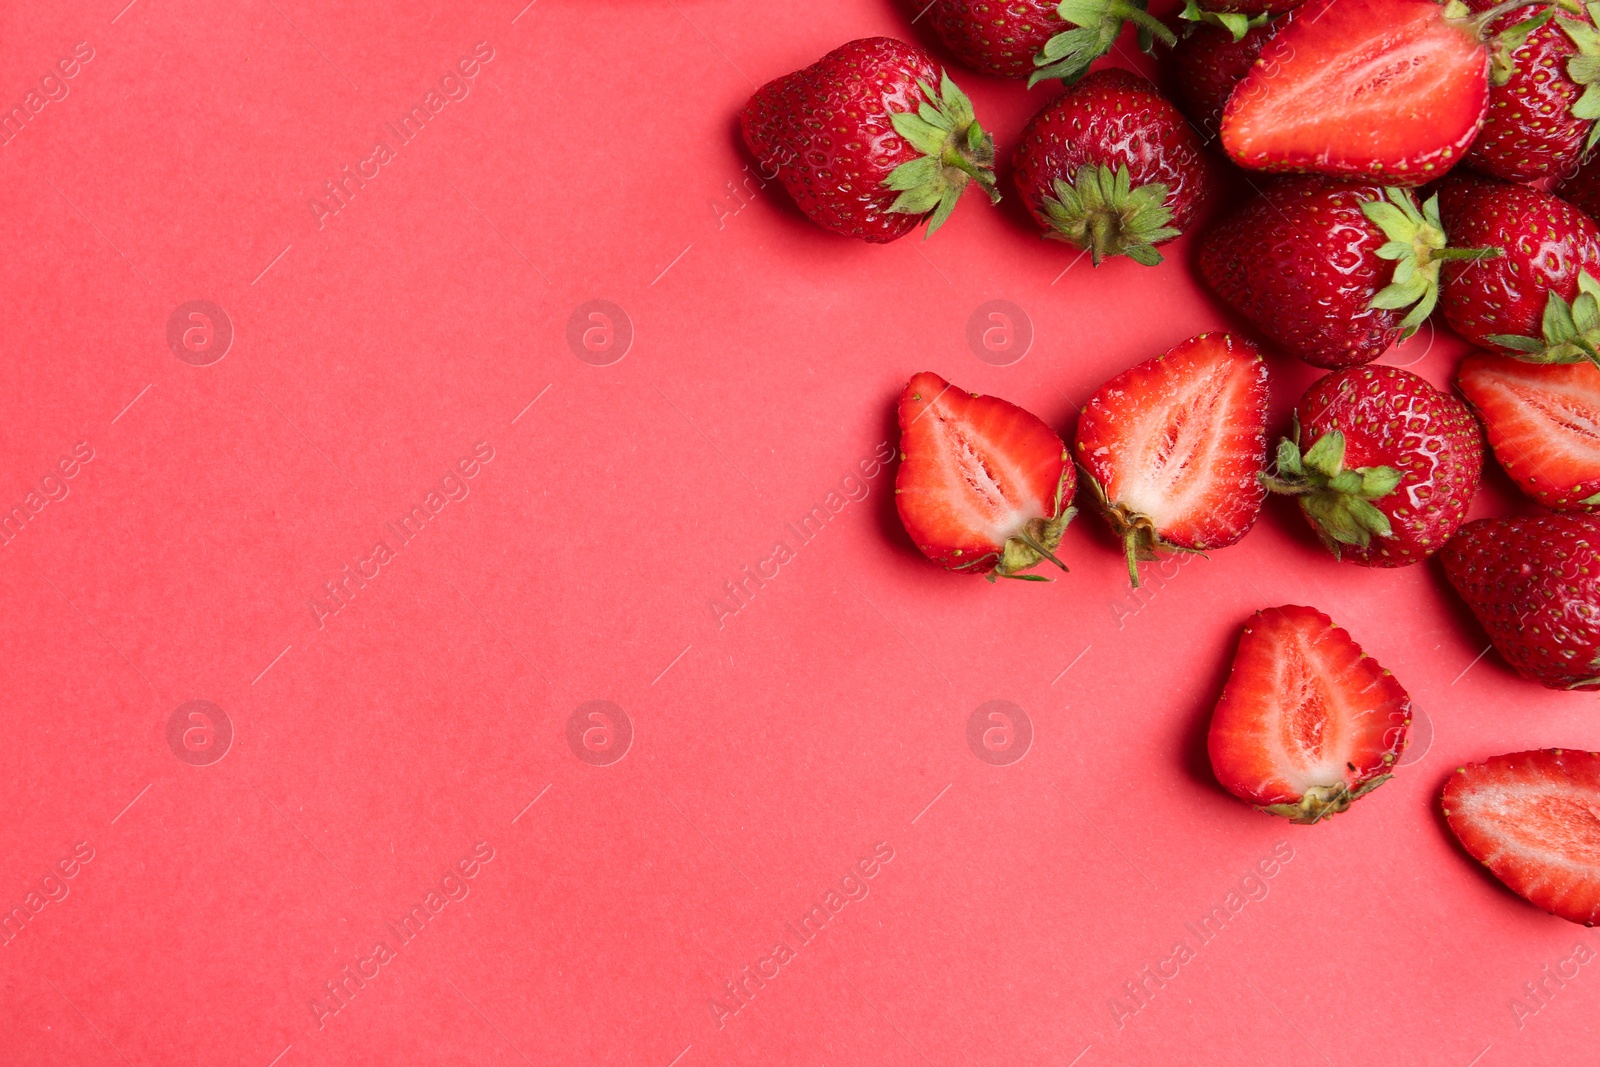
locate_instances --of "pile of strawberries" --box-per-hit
[740,0,1600,926]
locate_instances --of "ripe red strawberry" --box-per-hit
[1199,179,1482,368]
[1265,365,1483,566]
[1074,333,1269,585]
[904,0,1176,84]
[740,38,999,243]
[1465,0,1600,182]
[1221,0,1501,185]
[1441,514,1600,689]
[1442,749,1600,925]
[1456,352,1600,511]
[1438,175,1600,362]
[1165,16,1281,144]
[1208,605,1412,824]
[895,372,1075,580]
[1011,69,1211,266]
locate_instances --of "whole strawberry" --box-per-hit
[740,38,999,243]
[908,0,1179,85]
[896,372,1075,580]
[1264,365,1483,566]
[1200,179,1481,368]
[1466,0,1600,183]
[1165,16,1281,144]
[1075,333,1269,585]
[1456,352,1600,511]
[1012,69,1211,265]
[1441,515,1600,690]
[1439,174,1600,362]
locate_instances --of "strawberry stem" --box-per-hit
[1112,1,1180,46]
[1466,0,1552,34]
[1123,531,1142,588]
[1430,246,1501,261]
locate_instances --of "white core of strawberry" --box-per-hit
[1454,781,1600,872]
[1264,633,1379,794]
[1105,359,1243,526]
[925,409,1043,546]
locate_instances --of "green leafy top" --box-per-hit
[1039,163,1179,266]
[1559,3,1600,150]
[1030,0,1177,87]
[1487,271,1600,366]
[1177,0,1271,42]
[883,71,1001,239]
[1260,428,1404,558]
[1361,189,1499,337]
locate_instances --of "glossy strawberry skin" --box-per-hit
[1441,515,1600,690]
[1012,69,1211,241]
[1443,749,1600,926]
[741,38,943,243]
[1208,605,1411,823]
[1075,332,1269,553]
[1220,0,1489,186]
[895,372,1074,576]
[1199,177,1410,368]
[1295,365,1483,566]
[1456,352,1600,511]
[1438,175,1600,352]
[904,0,1063,78]
[1466,0,1596,183]
[1166,19,1279,145]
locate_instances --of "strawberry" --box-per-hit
[1208,605,1412,824]
[1438,174,1600,364]
[904,0,1177,85]
[1199,180,1488,368]
[895,372,1075,580]
[1456,352,1600,511]
[1441,514,1600,689]
[1557,149,1600,219]
[1442,749,1600,925]
[1220,0,1511,185]
[1264,365,1483,566]
[1465,0,1600,182]
[1165,16,1282,144]
[1074,333,1269,585]
[740,38,999,243]
[1010,69,1211,266]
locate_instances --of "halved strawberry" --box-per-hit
[1209,605,1412,824]
[1075,333,1269,585]
[1442,749,1600,926]
[1220,0,1493,185]
[895,372,1075,580]
[1456,352,1600,511]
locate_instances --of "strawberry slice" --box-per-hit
[895,372,1075,580]
[1442,749,1600,926]
[1208,605,1412,824]
[1220,0,1491,185]
[1456,352,1600,512]
[1074,333,1269,586]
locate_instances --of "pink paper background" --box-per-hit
[2,1,1596,1064]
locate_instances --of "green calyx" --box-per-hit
[1177,0,1272,41]
[978,463,1077,582]
[1361,188,1499,338]
[1041,164,1179,266]
[1487,271,1600,367]
[1559,3,1600,150]
[1031,0,1178,87]
[1080,468,1205,588]
[1260,776,1392,824]
[884,70,1001,239]
[1260,427,1403,559]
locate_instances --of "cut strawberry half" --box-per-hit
[1220,0,1493,185]
[1074,333,1269,586]
[895,372,1075,580]
[1456,352,1600,511]
[1442,749,1600,926]
[1208,605,1412,824]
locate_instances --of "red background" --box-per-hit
[1,1,1595,1064]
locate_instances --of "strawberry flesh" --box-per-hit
[1075,333,1269,583]
[1221,0,1489,185]
[1443,749,1600,926]
[896,372,1074,578]
[1209,605,1411,823]
[1456,352,1600,512]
